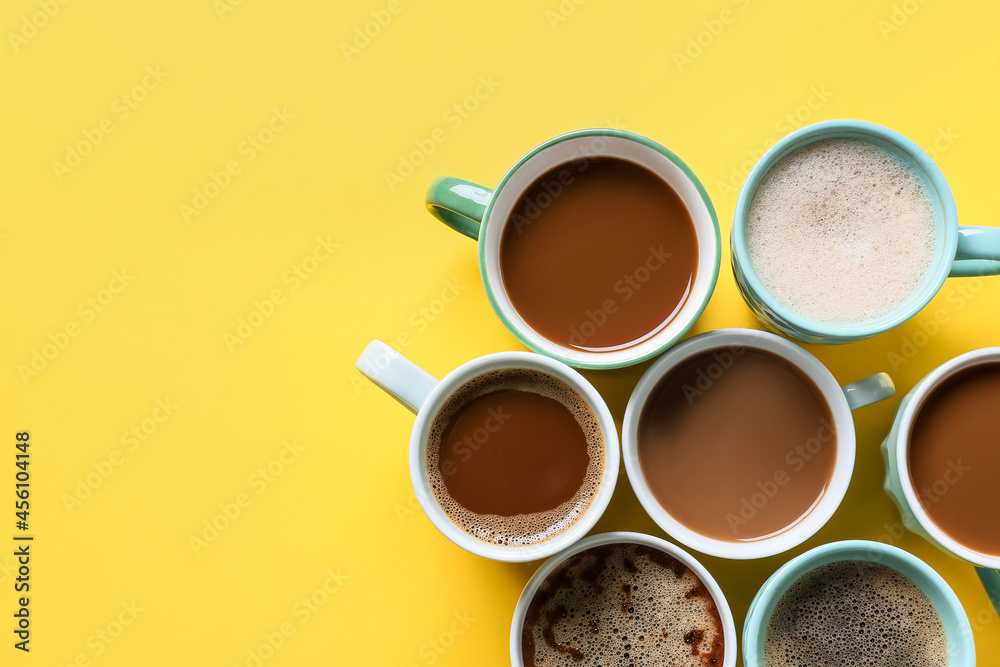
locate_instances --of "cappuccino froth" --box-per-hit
[747,138,938,324]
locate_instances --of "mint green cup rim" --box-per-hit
[742,540,975,666]
[429,128,721,370]
[731,119,960,342]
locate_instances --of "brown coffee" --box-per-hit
[764,560,948,667]
[521,542,725,667]
[638,347,836,541]
[500,157,699,351]
[426,368,605,547]
[908,361,1000,556]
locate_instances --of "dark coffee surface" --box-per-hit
[764,560,948,666]
[500,157,698,351]
[909,361,1000,556]
[521,543,724,667]
[426,368,605,547]
[638,347,836,541]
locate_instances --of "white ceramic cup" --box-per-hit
[356,340,620,562]
[622,328,895,559]
[509,531,737,667]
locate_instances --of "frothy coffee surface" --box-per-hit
[764,560,948,667]
[426,368,605,547]
[522,542,725,667]
[747,138,938,324]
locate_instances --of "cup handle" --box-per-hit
[949,226,1000,277]
[425,176,493,240]
[841,372,895,411]
[356,340,440,414]
[976,568,1000,618]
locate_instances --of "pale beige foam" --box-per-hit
[764,560,949,666]
[747,138,938,324]
[522,543,724,666]
[425,368,605,547]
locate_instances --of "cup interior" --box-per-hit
[510,531,737,667]
[409,351,620,562]
[480,129,720,369]
[732,120,959,339]
[622,329,856,559]
[897,348,1000,569]
[742,541,975,666]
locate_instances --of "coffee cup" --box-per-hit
[510,531,737,667]
[425,128,721,369]
[731,119,1000,344]
[622,328,895,559]
[882,348,1000,580]
[355,340,619,561]
[742,540,975,666]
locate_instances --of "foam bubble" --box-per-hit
[521,542,725,666]
[426,368,605,547]
[747,138,938,324]
[764,560,949,666]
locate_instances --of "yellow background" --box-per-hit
[2,0,998,664]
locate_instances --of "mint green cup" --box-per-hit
[743,540,975,666]
[425,128,721,369]
[732,119,1000,345]
[881,347,1000,616]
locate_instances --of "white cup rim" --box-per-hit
[408,351,621,562]
[478,128,721,369]
[622,328,857,559]
[509,531,737,667]
[896,347,1000,569]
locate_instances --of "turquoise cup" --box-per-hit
[731,119,1000,345]
[742,540,975,666]
[881,347,1000,616]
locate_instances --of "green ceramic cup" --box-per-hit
[743,540,975,666]
[426,128,721,369]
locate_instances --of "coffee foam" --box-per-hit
[747,138,938,324]
[764,560,948,667]
[426,368,605,547]
[521,542,725,666]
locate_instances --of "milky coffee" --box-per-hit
[426,368,605,547]
[765,560,948,666]
[747,138,938,324]
[521,542,725,666]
